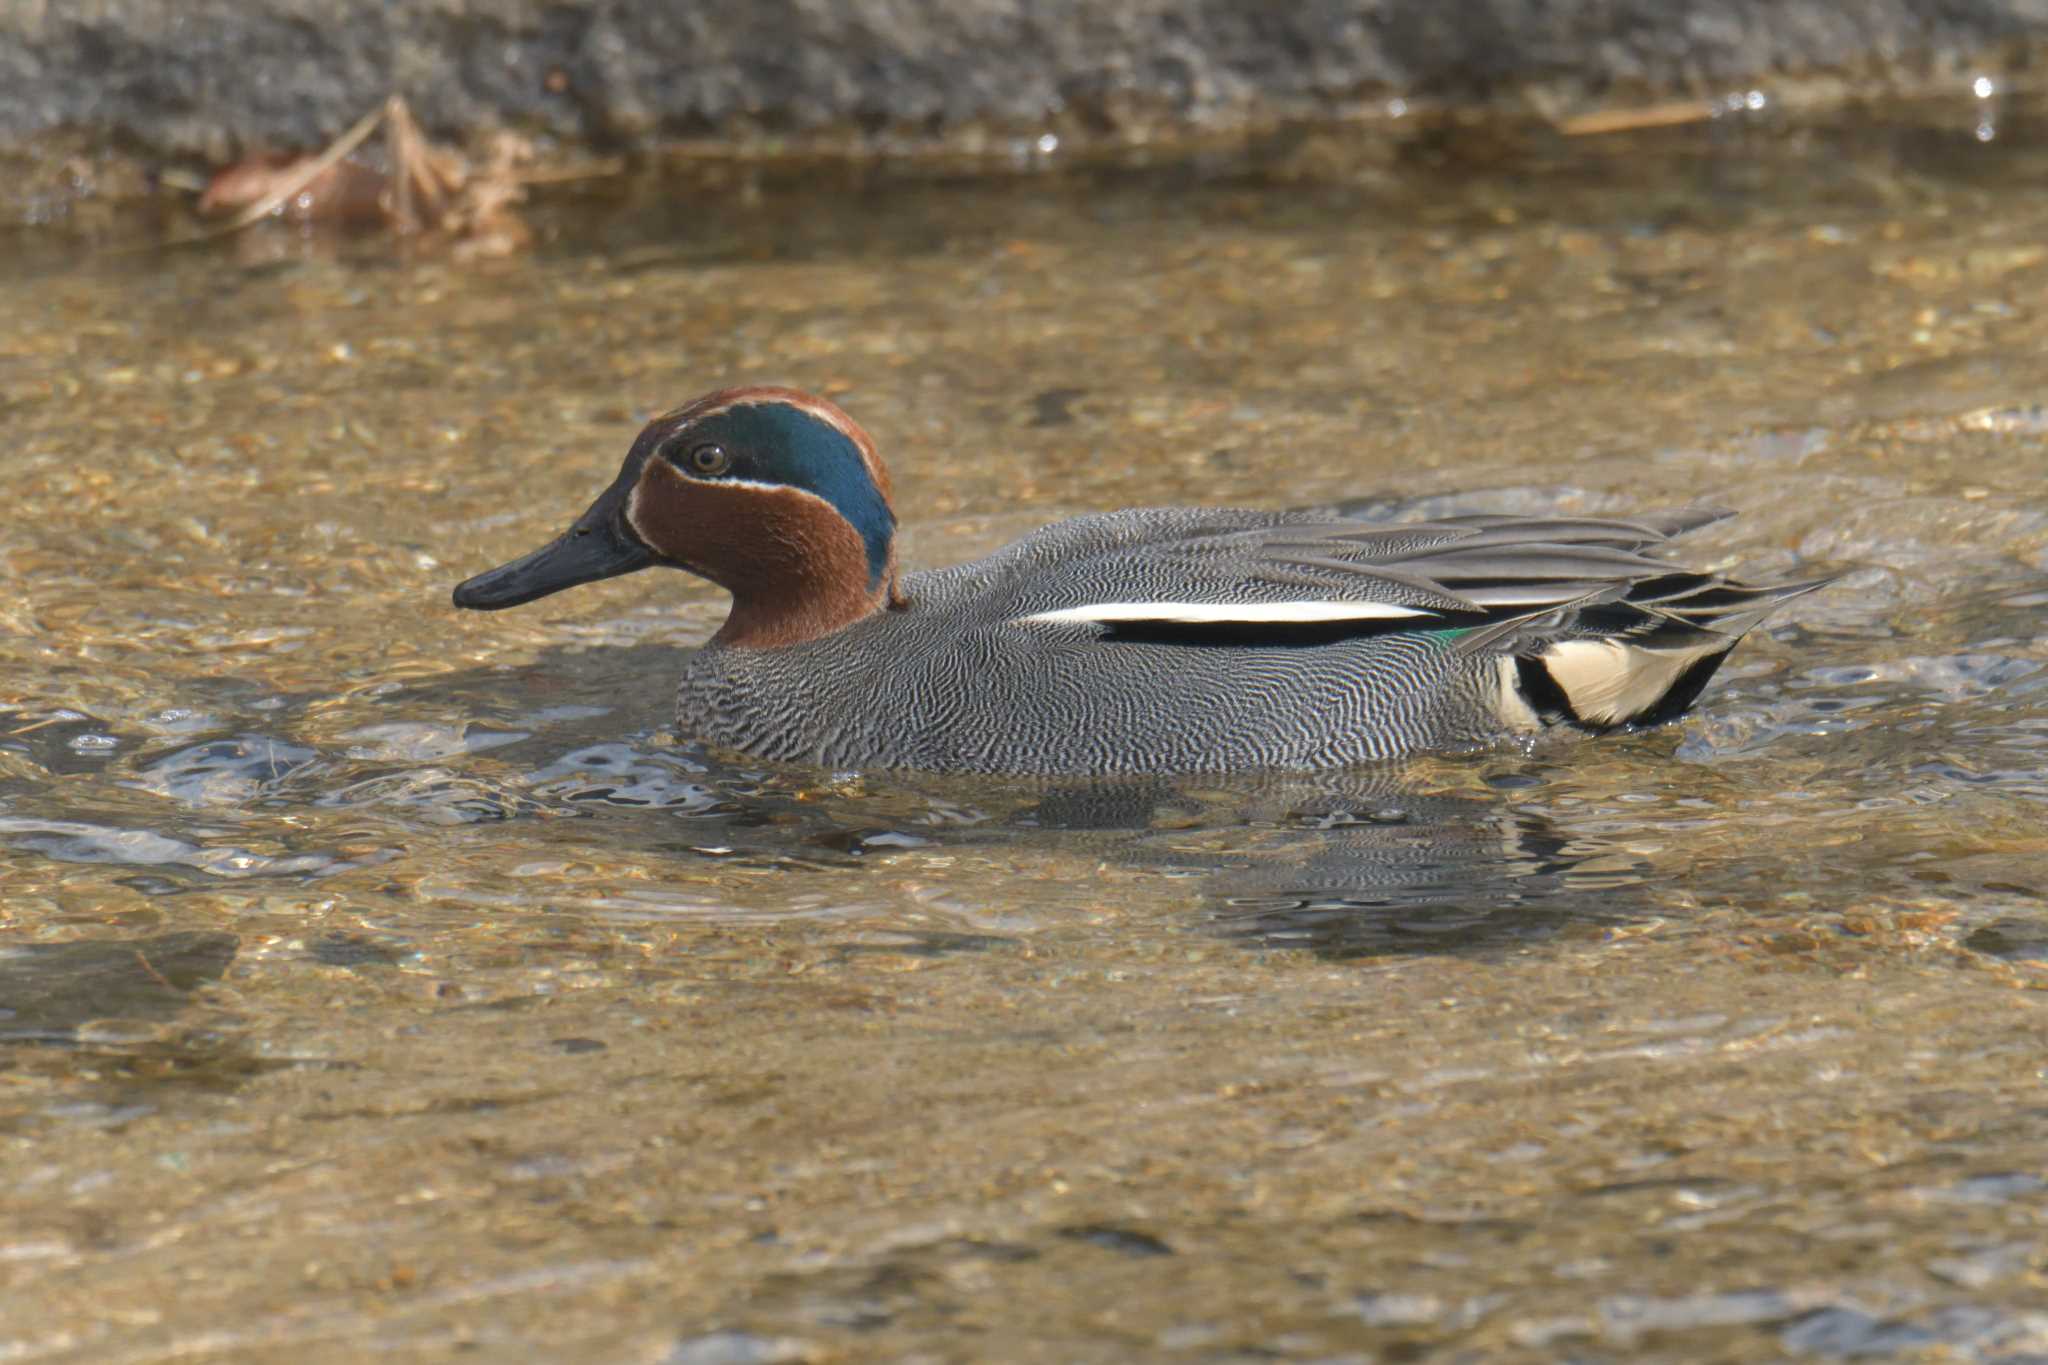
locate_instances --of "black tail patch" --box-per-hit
[1622,645,1736,730]
[1514,643,1738,733]
[1513,653,1583,728]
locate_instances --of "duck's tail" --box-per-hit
[1492,573,1837,732]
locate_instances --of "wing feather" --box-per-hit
[933,502,1827,671]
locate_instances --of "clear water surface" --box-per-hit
[2,102,2047,1362]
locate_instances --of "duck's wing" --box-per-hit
[993,507,1833,730]
[995,507,1724,626]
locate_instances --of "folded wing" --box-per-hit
[1003,508,1831,731]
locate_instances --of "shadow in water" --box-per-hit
[1193,811,1640,961]
[0,930,239,1045]
[0,932,304,1118]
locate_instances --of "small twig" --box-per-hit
[384,94,450,233]
[1556,101,1717,136]
[512,158,629,186]
[133,949,179,992]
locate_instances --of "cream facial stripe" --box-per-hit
[627,464,844,548]
[1013,601,1439,626]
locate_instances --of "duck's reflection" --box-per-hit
[1018,772,1644,959]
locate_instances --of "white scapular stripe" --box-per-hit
[1015,600,1438,626]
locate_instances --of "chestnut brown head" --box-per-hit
[453,387,899,647]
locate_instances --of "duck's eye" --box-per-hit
[684,442,730,476]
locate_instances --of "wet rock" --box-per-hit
[1962,916,2048,962]
[130,734,319,806]
[0,816,351,880]
[1029,387,1089,427]
[1057,1224,1175,1257]
[804,827,931,857]
[1352,1290,1448,1327]
[0,709,138,776]
[934,1238,1039,1263]
[833,930,1016,961]
[527,741,727,812]
[1926,1242,2036,1289]
[1779,1306,1939,1356]
[663,1330,811,1365]
[1599,1288,1804,1343]
[307,933,406,968]
[4,1,2047,160]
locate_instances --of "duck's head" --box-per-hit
[452,386,902,648]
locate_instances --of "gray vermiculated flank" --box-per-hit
[673,507,1812,776]
[7,2,2048,157]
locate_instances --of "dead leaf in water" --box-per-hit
[197,152,388,224]
[180,96,555,260]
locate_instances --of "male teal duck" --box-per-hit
[452,386,1826,775]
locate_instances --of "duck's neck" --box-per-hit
[696,484,900,650]
[715,572,894,649]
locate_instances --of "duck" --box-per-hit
[451,386,1829,775]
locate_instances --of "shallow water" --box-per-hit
[4,103,2048,1361]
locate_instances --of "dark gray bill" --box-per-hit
[452,488,652,611]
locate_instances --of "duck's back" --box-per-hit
[675,507,1813,775]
